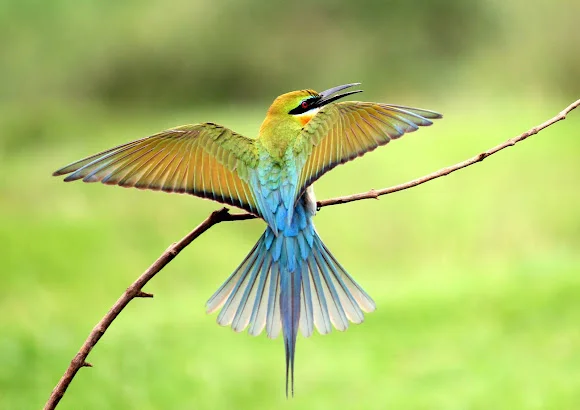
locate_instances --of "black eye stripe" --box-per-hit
[288,96,320,115]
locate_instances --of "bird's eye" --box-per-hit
[288,98,317,115]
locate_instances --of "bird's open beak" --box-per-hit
[316,83,363,107]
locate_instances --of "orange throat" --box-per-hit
[295,108,320,126]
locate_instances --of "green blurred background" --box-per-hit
[1,0,579,409]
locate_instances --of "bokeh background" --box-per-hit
[1,1,579,409]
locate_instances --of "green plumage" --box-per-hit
[53,83,442,396]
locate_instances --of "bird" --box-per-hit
[53,83,442,396]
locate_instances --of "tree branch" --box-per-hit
[44,209,255,410]
[44,98,580,410]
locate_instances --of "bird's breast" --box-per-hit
[252,150,301,234]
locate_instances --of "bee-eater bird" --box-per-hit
[53,83,442,396]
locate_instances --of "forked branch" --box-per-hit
[44,98,580,410]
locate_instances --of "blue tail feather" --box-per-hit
[299,263,314,337]
[315,237,365,323]
[266,262,282,338]
[231,250,266,332]
[306,254,333,334]
[280,260,301,397]
[215,243,262,327]
[206,207,376,395]
[312,246,349,330]
[248,251,272,336]
[206,238,262,316]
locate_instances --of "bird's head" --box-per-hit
[266,83,363,127]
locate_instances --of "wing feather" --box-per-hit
[53,123,260,215]
[295,102,442,194]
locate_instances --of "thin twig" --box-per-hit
[318,98,580,207]
[44,99,579,410]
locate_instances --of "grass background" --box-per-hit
[1,98,579,409]
[1,0,580,408]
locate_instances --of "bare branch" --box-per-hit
[44,99,579,410]
[44,208,255,410]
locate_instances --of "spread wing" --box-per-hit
[53,123,261,215]
[294,102,442,196]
